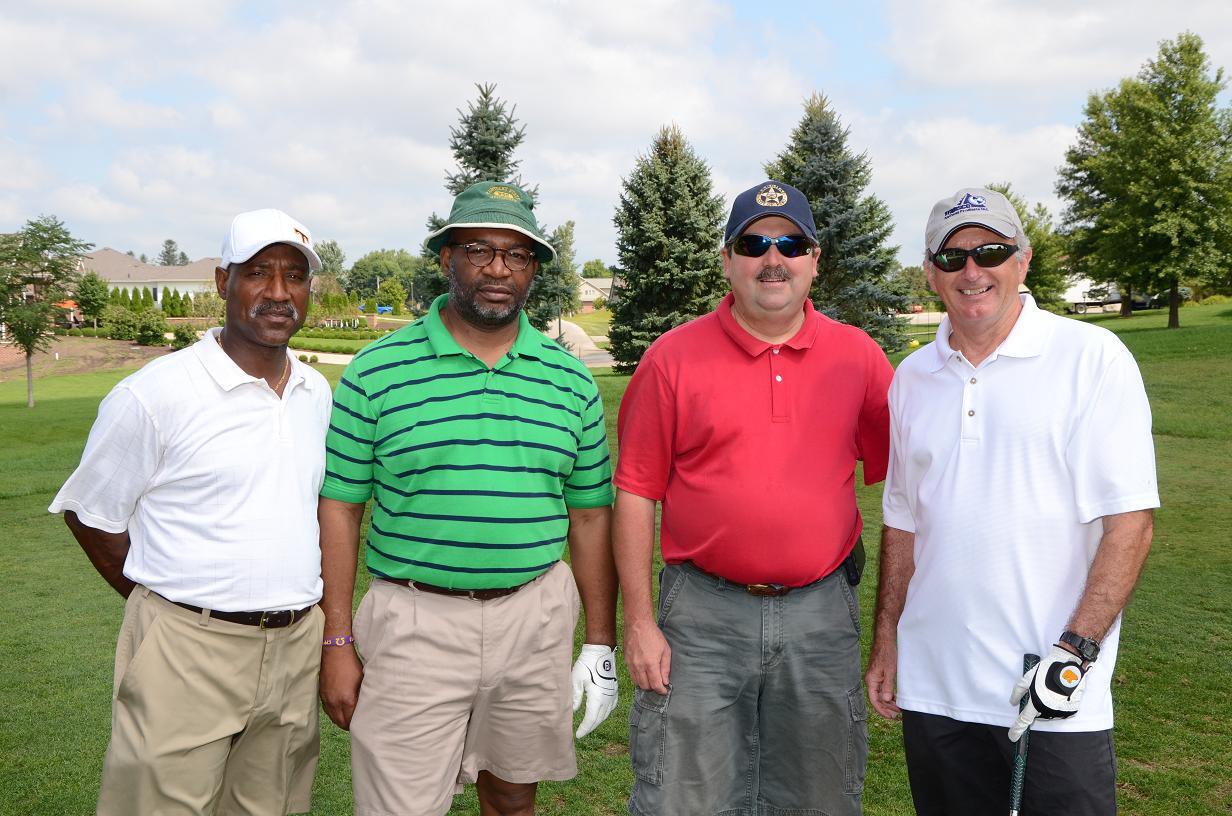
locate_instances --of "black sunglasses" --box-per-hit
[930,243,1019,273]
[729,234,815,259]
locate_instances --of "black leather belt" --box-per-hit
[173,601,315,629]
[380,576,531,601]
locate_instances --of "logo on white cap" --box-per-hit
[944,192,989,220]
[220,209,321,272]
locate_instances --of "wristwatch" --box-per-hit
[1059,630,1101,663]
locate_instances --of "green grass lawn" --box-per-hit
[289,335,375,354]
[567,308,612,338]
[1,304,1229,814]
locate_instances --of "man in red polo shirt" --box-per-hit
[613,180,893,816]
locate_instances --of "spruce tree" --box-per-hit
[765,94,908,351]
[609,125,726,372]
[157,240,181,266]
[423,83,539,309]
[444,83,532,197]
[425,83,535,241]
[527,221,581,334]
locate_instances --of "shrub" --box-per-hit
[103,305,140,341]
[170,324,198,350]
[1198,294,1231,306]
[310,355,319,363]
[135,311,170,346]
[287,337,370,354]
[298,327,391,340]
[298,354,309,362]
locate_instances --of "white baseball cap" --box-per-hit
[925,188,1024,254]
[218,208,322,272]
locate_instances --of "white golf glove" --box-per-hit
[571,644,618,739]
[1008,645,1090,742]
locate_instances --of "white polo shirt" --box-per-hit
[50,329,332,611]
[883,296,1159,731]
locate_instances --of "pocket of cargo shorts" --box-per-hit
[845,686,869,794]
[629,686,671,786]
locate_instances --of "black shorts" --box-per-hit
[902,710,1117,816]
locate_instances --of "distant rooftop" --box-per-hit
[83,248,218,284]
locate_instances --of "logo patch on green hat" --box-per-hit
[488,185,521,201]
[756,184,788,207]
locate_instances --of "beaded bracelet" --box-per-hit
[323,634,355,647]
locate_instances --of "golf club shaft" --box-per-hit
[1010,652,1041,816]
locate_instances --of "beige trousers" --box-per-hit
[350,561,581,816]
[97,587,323,816]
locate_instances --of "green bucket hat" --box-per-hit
[424,181,556,262]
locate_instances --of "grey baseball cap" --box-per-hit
[925,188,1024,253]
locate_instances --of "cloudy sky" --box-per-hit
[3,1,1230,270]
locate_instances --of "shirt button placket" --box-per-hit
[770,348,788,421]
[961,369,979,441]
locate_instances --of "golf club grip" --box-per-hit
[1009,652,1041,815]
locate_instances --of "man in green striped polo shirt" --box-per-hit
[318,181,618,816]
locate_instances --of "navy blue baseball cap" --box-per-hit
[723,181,817,245]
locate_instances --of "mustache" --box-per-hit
[249,301,299,320]
[757,266,791,282]
[474,277,515,294]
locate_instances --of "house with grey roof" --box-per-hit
[81,248,217,306]
[579,277,613,313]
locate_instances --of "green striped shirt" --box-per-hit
[322,295,613,589]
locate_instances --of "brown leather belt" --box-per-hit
[172,601,315,629]
[686,562,814,596]
[380,576,531,601]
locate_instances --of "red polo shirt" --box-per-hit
[615,294,893,586]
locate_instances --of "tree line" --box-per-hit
[4,31,1230,403]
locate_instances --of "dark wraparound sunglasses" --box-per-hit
[931,242,1019,273]
[729,234,816,259]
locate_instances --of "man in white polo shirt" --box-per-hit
[50,209,332,815]
[865,188,1158,815]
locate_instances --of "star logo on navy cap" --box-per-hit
[756,184,788,207]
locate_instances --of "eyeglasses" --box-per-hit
[729,234,816,259]
[448,242,536,271]
[930,243,1019,273]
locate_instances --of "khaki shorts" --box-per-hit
[97,587,323,816]
[350,561,580,816]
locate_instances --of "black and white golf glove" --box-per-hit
[571,644,618,738]
[1008,645,1089,742]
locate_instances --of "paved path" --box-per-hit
[301,319,614,369]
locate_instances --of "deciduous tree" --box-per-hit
[0,215,93,406]
[527,221,581,334]
[581,259,612,278]
[986,183,1070,308]
[1057,32,1232,327]
[75,271,110,328]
